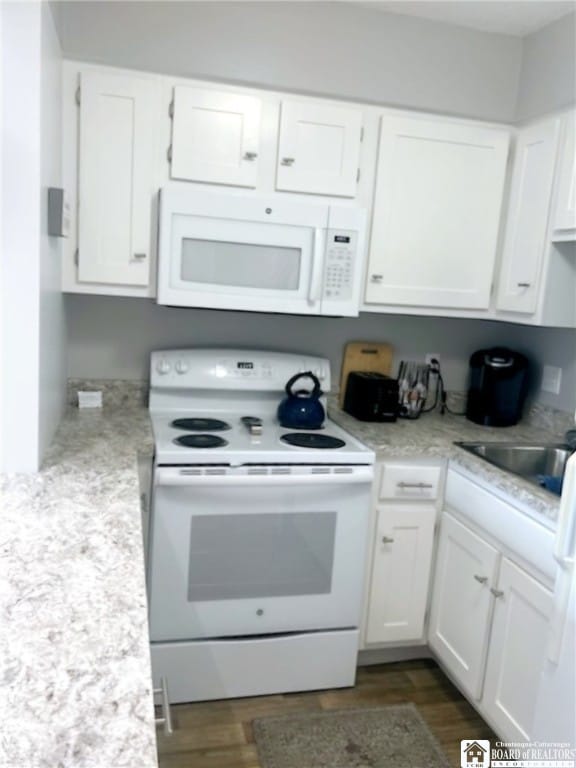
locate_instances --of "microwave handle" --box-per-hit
[308,228,326,305]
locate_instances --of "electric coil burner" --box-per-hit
[174,434,228,449]
[281,433,346,449]
[171,418,231,432]
[148,349,375,706]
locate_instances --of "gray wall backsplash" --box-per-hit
[66,295,576,413]
[54,1,522,123]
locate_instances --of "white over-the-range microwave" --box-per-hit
[156,187,367,316]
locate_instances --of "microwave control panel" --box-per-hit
[323,230,358,301]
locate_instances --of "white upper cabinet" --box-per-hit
[496,118,561,314]
[552,110,576,240]
[365,117,509,311]
[276,100,363,197]
[170,86,262,188]
[77,70,159,287]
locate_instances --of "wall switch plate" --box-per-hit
[47,187,70,238]
[541,365,562,395]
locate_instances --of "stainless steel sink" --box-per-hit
[455,442,573,494]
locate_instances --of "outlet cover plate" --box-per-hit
[541,365,562,395]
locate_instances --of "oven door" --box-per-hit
[148,467,373,642]
[157,190,328,315]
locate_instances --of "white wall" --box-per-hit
[65,296,576,413]
[0,2,65,472]
[516,11,576,122]
[53,0,522,122]
[1,2,42,472]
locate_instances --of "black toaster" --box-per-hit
[343,371,399,422]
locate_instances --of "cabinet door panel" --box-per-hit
[482,558,553,742]
[171,87,261,187]
[366,117,509,310]
[496,118,560,313]
[429,513,499,699]
[276,101,362,197]
[366,505,436,644]
[553,111,576,238]
[78,71,157,286]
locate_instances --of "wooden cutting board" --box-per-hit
[339,341,394,406]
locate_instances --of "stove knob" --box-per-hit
[156,359,172,375]
[175,360,189,375]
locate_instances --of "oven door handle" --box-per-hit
[155,468,374,487]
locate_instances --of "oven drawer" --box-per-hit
[379,463,442,501]
[150,629,359,703]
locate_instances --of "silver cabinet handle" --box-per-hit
[154,676,173,735]
[371,274,383,283]
[281,157,295,166]
[517,282,531,288]
[397,482,434,489]
[382,536,395,544]
[133,253,147,261]
[474,575,488,584]
[243,151,258,161]
[490,588,505,598]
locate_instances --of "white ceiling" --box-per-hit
[354,1,576,36]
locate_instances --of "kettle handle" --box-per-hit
[285,371,322,397]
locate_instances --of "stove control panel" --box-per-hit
[150,350,331,392]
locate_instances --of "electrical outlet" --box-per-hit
[425,354,441,367]
[541,365,562,395]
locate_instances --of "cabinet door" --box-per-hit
[366,117,509,310]
[553,111,576,238]
[496,118,561,313]
[78,71,158,286]
[482,558,553,742]
[276,101,362,197]
[429,513,499,700]
[170,86,261,187]
[366,504,436,644]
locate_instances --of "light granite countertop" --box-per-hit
[0,407,157,768]
[328,403,568,522]
[0,395,570,768]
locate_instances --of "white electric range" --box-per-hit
[147,349,375,704]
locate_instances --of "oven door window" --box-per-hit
[188,512,336,602]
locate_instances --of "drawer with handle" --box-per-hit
[378,463,442,500]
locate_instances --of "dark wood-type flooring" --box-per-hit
[156,659,495,768]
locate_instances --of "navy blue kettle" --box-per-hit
[277,371,325,430]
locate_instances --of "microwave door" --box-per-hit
[158,214,323,315]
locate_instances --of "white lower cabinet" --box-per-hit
[428,513,499,700]
[429,509,553,742]
[482,557,553,741]
[366,504,436,644]
[364,461,441,647]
